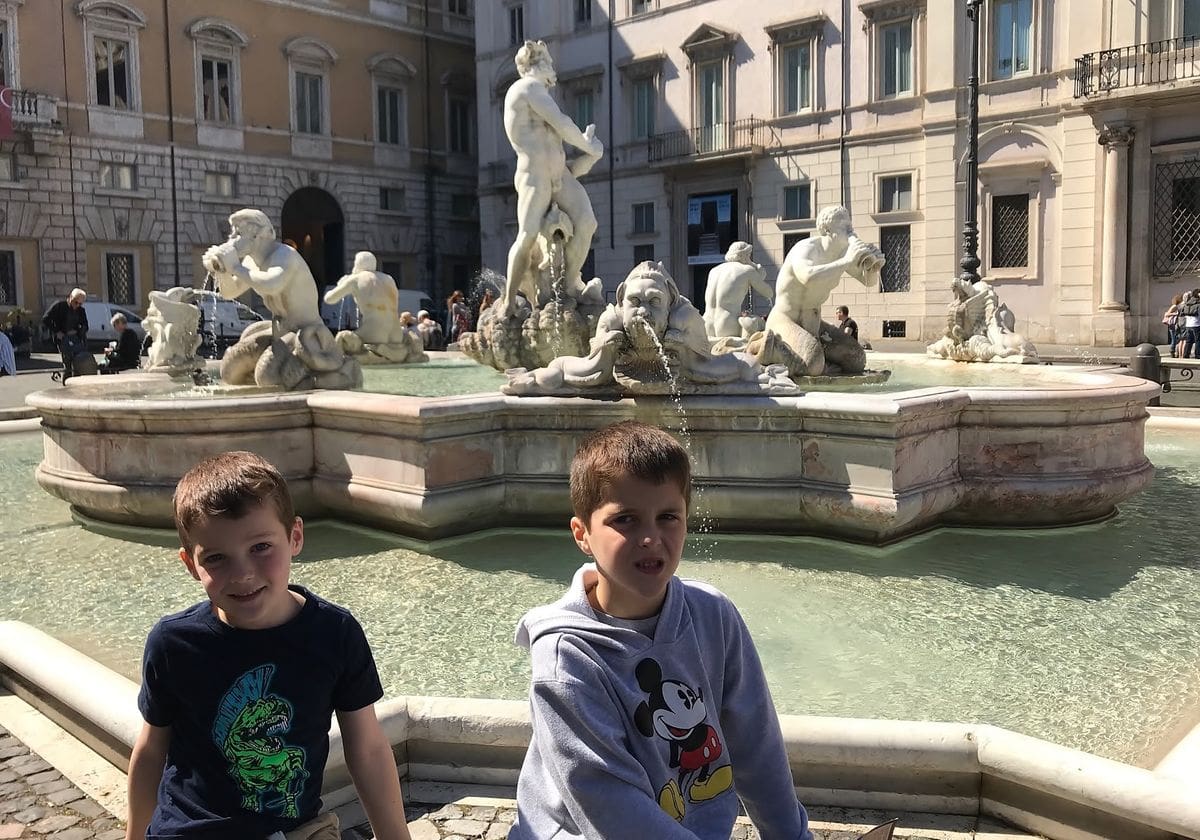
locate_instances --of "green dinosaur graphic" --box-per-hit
[212,665,308,817]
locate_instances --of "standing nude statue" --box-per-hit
[502,40,605,316]
[752,206,884,377]
[703,242,774,338]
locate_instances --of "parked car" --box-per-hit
[51,301,147,352]
[190,290,264,343]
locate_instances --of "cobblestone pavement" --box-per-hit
[2,724,1023,840]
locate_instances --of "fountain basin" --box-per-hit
[26,360,1159,542]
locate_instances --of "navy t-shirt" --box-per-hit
[136,585,383,839]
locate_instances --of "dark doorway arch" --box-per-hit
[281,187,344,290]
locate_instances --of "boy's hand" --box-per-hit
[125,723,170,840]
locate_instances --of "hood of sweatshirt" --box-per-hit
[515,563,688,654]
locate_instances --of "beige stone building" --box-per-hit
[1,0,477,325]
[474,0,1200,346]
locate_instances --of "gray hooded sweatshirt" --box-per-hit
[509,564,812,840]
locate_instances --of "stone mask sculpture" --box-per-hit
[459,41,607,372]
[504,261,798,396]
[927,277,1039,363]
[202,209,362,390]
[143,287,201,373]
[323,251,427,365]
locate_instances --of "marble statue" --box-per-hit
[460,41,610,372]
[703,242,773,338]
[202,209,362,390]
[927,277,1039,363]
[504,261,798,397]
[748,206,885,377]
[323,251,427,365]
[143,287,201,373]
[500,40,605,316]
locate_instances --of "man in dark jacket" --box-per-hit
[100,312,141,373]
[42,288,96,380]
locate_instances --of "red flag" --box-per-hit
[0,87,12,140]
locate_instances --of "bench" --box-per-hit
[1161,357,1200,393]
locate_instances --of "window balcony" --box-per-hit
[1075,35,1200,98]
[647,117,776,164]
[9,90,60,129]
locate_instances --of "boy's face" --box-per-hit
[570,475,687,620]
[179,501,304,630]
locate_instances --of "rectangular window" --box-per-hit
[450,193,477,218]
[632,202,655,234]
[632,78,655,139]
[380,259,404,284]
[697,61,724,153]
[782,42,812,113]
[1171,175,1200,262]
[380,186,406,211]
[295,72,323,134]
[0,24,9,88]
[575,0,592,27]
[377,86,405,145]
[99,162,136,190]
[574,91,594,129]
[782,231,809,256]
[204,172,235,197]
[449,97,472,153]
[0,250,15,306]
[1153,160,1200,274]
[509,5,525,45]
[1185,0,1200,37]
[993,0,1033,79]
[990,193,1030,268]
[94,37,130,109]
[879,225,911,292]
[880,20,913,97]
[105,253,136,305]
[632,0,652,13]
[633,244,655,263]
[448,0,470,14]
[879,174,913,212]
[783,184,811,220]
[201,56,233,122]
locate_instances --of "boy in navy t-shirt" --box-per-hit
[125,451,411,840]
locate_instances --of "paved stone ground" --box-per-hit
[1,720,1025,840]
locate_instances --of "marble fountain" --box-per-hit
[5,40,1198,840]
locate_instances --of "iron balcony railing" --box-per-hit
[647,117,773,163]
[1075,34,1200,98]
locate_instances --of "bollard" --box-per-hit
[1130,342,1162,406]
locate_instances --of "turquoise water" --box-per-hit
[1,429,1197,765]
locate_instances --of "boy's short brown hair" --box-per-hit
[569,421,692,521]
[173,451,295,552]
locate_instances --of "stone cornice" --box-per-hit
[764,14,829,45]
[616,52,668,80]
[680,22,739,64]
[858,0,926,23]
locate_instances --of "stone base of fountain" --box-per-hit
[27,360,1160,544]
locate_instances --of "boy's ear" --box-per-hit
[569,515,591,556]
[179,547,201,581]
[289,516,304,557]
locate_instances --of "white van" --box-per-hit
[191,290,263,342]
[77,301,146,351]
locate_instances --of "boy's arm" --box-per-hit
[719,606,813,840]
[337,705,411,840]
[528,677,702,840]
[125,722,170,840]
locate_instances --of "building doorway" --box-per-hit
[281,187,344,291]
[686,190,737,308]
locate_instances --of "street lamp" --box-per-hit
[959,0,983,286]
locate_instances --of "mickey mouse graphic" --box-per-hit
[633,658,734,822]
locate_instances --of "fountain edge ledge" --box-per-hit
[0,621,1196,840]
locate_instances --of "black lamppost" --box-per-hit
[959,0,983,285]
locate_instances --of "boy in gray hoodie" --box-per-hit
[509,421,812,840]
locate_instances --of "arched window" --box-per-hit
[77,0,146,112]
[186,18,248,126]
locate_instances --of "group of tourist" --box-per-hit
[122,421,812,840]
[1163,289,1200,358]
